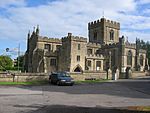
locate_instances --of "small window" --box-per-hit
[94,32,97,40]
[44,44,51,51]
[87,60,91,67]
[96,61,101,68]
[78,44,80,50]
[127,50,132,66]
[96,61,101,71]
[110,30,114,40]
[96,50,100,55]
[56,45,61,51]
[50,59,56,66]
[77,56,80,62]
[87,49,92,55]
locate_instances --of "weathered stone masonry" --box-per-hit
[24,18,148,79]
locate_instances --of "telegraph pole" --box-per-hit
[18,43,20,72]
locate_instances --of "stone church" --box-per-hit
[24,18,148,78]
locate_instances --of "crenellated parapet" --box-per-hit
[87,42,101,47]
[139,49,146,53]
[62,33,87,42]
[125,42,136,49]
[86,54,104,59]
[102,42,120,48]
[38,36,62,43]
[88,18,120,30]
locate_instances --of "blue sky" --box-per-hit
[0,0,150,58]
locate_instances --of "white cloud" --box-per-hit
[0,0,25,8]
[137,0,150,4]
[143,9,150,14]
[0,0,149,52]
[114,14,150,30]
[1,0,137,35]
[122,30,150,42]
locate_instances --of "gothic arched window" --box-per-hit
[140,55,144,66]
[110,30,114,40]
[127,50,132,66]
[87,60,91,67]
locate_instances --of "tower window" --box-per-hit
[77,55,80,62]
[78,44,80,50]
[44,44,51,51]
[50,59,56,66]
[94,32,97,40]
[110,30,114,40]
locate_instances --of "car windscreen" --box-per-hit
[58,73,70,77]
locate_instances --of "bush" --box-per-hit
[0,67,23,71]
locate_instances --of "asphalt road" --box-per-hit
[0,77,150,113]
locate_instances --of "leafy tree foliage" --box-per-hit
[0,55,13,70]
[136,38,150,65]
[14,55,24,71]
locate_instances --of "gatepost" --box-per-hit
[107,68,112,79]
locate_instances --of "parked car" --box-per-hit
[49,72,74,86]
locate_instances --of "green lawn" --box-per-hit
[0,81,49,85]
[0,79,109,85]
[76,79,109,84]
[127,106,150,111]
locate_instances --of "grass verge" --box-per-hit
[127,106,150,111]
[0,80,49,85]
[0,79,109,85]
[75,79,109,84]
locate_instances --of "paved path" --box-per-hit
[0,77,149,113]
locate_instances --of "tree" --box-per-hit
[137,39,150,66]
[0,55,13,71]
[14,55,24,71]
[145,41,150,65]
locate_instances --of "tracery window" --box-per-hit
[140,55,144,66]
[127,50,132,66]
[110,30,114,40]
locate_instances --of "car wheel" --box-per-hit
[70,83,73,86]
[57,81,60,86]
[49,79,52,84]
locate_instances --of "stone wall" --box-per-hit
[70,71,107,81]
[132,71,147,78]
[0,72,107,82]
[0,73,49,82]
[15,73,49,82]
[0,73,13,82]
[0,71,148,82]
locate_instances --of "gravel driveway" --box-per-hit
[0,78,150,113]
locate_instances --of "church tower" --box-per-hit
[88,18,120,44]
